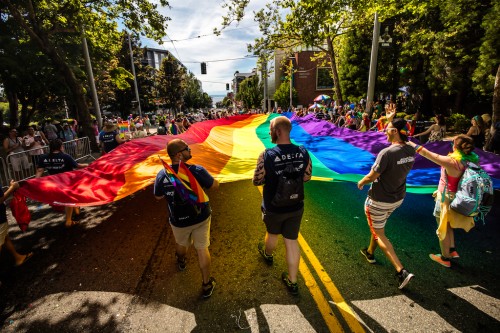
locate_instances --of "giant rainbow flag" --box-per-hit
[18,113,500,207]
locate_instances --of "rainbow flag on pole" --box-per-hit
[159,157,209,206]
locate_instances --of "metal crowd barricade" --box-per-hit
[5,146,49,182]
[4,137,95,182]
[0,157,10,188]
[62,137,95,162]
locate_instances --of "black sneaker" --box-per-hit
[202,277,216,298]
[258,242,274,264]
[281,272,299,295]
[175,253,186,271]
[360,248,376,264]
[396,269,414,290]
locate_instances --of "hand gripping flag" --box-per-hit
[159,156,209,207]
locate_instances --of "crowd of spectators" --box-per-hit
[289,99,499,154]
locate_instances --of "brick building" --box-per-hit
[267,48,334,109]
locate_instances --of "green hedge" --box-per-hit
[447,113,470,133]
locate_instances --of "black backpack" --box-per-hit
[271,162,304,207]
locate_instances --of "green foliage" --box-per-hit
[109,67,134,90]
[447,113,470,133]
[184,73,212,109]
[157,56,187,110]
[273,80,297,108]
[472,0,500,95]
[235,75,263,109]
[0,0,170,132]
[219,96,233,108]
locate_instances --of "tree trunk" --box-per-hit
[453,86,467,115]
[493,64,500,125]
[326,36,343,105]
[6,90,18,128]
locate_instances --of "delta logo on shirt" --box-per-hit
[41,157,66,170]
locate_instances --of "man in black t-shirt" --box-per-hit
[357,109,416,290]
[253,116,312,295]
[154,139,219,298]
[36,139,88,228]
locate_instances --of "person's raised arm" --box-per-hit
[0,180,19,204]
[407,141,456,170]
[414,124,435,138]
[385,103,396,123]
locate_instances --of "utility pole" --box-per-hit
[82,27,102,128]
[128,32,142,118]
[366,12,380,114]
[262,62,268,113]
[289,58,293,110]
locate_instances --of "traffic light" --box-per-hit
[201,62,207,74]
[226,83,230,90]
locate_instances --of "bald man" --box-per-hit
[253,116,312,295]
[154,139,219,298]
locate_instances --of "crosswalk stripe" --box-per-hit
[352,295,458,332]
[448,285,500,321]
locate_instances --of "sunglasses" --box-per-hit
[384,127,397,133]
[177,146,191,154]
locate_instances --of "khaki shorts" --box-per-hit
[0,222,8,247]
[170,216,211,249]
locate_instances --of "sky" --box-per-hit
[141,0,268,96]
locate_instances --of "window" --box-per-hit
[316,67,334,90]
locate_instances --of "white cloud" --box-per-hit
[142,0,269,96]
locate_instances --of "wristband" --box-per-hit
[414,144,423,153]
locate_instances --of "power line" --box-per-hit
[164,25,259,42]
[183,55,258,64]
[200,81,228,84]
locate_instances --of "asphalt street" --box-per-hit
[0,179,499,332]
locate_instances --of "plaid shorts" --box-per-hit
[364,197,403,238]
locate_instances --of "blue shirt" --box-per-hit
[99,130,120,153]
[37,152,78,175]
[262,144,310,213]
[154,164,214,227]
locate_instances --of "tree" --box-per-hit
[157,56,187,114]
[217,96,233,108]
[273,80,297,108]
[0,0,170,146]
[235,75,263,108]
[184,72,213,110]
[220,0,369,105]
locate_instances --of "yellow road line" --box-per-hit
[256,186,364,332]
[299,259,344,332]
[298,233,366,333]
